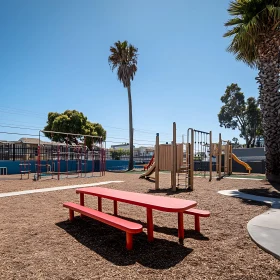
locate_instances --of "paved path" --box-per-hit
[218,189,280,260]
[247,209,280,260]
[218,189,280,208]
[0,181,123,198]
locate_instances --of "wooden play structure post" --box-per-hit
[229,143,232,175]
[171,122,177,192]
[224,140,232,176]
[216,135,232,179]
[218,133,222,179]
[188,128,194,191]
[155,133,160,190]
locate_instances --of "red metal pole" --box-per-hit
[99,138,102,177]
[66,135,68,178]
[84,138,87,177]
[103,148,105,175]
[92,138,94,177]
[37,145,41,180]
[57,145,60,180]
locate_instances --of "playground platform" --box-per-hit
[218,189,280,260]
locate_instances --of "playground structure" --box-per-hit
[19,160,31,179]
[35,130,106,180]
[232,153,252,174]
[144,155,154,171]
[211,133,233,180]
[140,122,252,191]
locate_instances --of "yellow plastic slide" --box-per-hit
[232,153,252,174]
[139,162,156,179]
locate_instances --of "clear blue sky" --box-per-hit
[0,0,258,147]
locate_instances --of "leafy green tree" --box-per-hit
[224,0,280,182]
[218,84,262,148]
[232,137,240,148]
[43,110,106,148]
[110,149,130,160]
[108,40,138,170]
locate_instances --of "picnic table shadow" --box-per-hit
[56,216,195,269]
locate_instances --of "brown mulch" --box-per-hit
[0,173,280,280]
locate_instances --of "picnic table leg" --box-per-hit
[80,193,85,218]
[80,193,84,206]
[98,197,102,211]
[147,208,154,242]
[194,215,200,232]
[178,212,184,241]
[69,209,74,221]
[126,233,133,250]
[114,201,118,215]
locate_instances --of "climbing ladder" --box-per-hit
[177,142,188,188]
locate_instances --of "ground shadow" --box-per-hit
[239,198,268,207]
[147,188,192,196]
[153,225,209,241]
[239,187,280,199]
[144,177,156,183]
[115,215,209,241]
[56,217,193,269]
[262,181,280,192]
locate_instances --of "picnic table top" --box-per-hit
[76,187,197,212]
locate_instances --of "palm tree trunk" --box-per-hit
[256,32,280,183]
[127,85,134,170]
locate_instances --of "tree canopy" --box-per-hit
[43,110,106,148]
[224,0,280,68]
[108,40,138,88]
[224,1,280,181]
[218,83,262,147]
[109,149,130,160]
[231,137,240,148]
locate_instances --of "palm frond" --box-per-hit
[224,0,280,67]
[108,40,138,88]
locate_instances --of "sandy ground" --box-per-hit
[0,172,280,280]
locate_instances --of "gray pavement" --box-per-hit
[218,189,280,260]
[247,209,280,260]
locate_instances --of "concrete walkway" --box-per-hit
[0,181,123,198]
[247,209,280,260]
[218,189,280,260]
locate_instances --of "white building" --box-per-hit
[110,143,134,150]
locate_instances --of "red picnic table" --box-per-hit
[76,187,197,241]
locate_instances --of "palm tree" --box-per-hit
[108,41,138,170]
[224,0,280,182]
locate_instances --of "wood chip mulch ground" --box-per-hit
[0,172,280,280]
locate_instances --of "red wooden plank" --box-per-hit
[184,209,210,217]
[76,187,197,212]
[63,202,143,234]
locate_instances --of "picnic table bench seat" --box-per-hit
[184,208,210,233]
[63,202,143,250]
